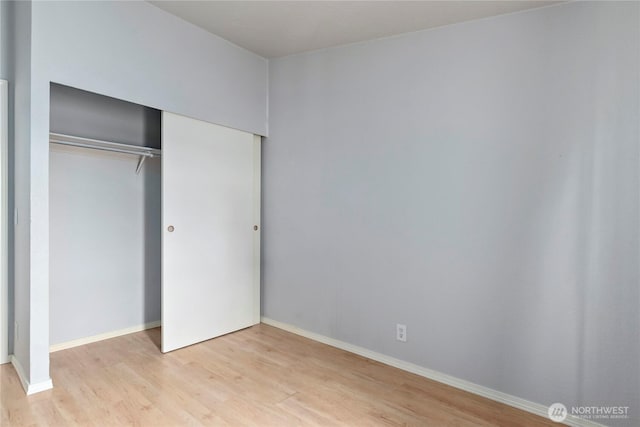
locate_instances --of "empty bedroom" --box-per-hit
[0,1,638,426]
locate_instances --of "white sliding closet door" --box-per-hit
[161,111,260,353]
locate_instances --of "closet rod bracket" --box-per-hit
[136,155,147,174]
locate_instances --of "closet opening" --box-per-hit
[49,83,162,352]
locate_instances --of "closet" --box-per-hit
[49,83,260,353]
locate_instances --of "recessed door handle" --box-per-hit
[167,225,175,232]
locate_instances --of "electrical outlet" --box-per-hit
[396,324,407,342]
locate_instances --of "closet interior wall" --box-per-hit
[49,83,161,346]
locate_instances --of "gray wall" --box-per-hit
[17,0,268,386]
[11,0,33,378]
[0,0,15,355]
[264,2,639,424]
[49,149,160,345]
[49,85,161,345]
[34,2,267,136]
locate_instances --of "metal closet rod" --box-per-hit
[49,132,161,158]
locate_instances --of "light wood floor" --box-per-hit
[1,324,555,426]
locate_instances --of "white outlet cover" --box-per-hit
[396,324,407,342]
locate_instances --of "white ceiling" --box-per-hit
[150,1,561,58]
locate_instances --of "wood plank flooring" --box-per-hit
[1,324,555,426]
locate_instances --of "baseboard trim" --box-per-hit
[261,317,603,427]
[50,320,161,353]
[10,355,53,395]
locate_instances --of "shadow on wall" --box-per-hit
[143,156,162,349]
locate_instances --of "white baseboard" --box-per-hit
[49,320,161,353]
[10,355,53,395]
[261,317,603,427]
